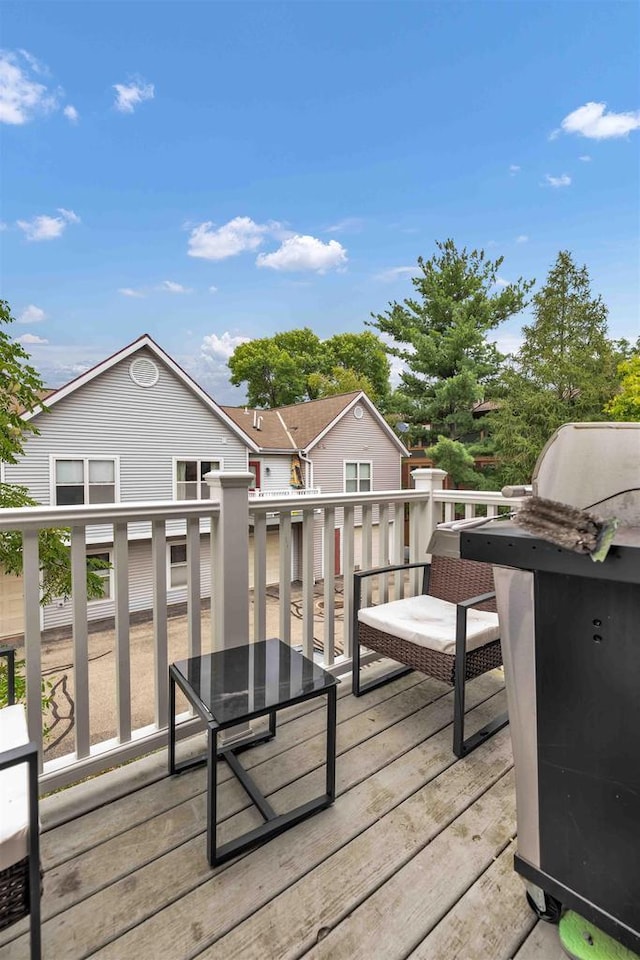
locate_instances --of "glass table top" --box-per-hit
[171,638,339,727]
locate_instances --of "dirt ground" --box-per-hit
[16,580,346,762]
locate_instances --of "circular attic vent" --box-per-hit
[353,404,364,420]
[129,357,159,388]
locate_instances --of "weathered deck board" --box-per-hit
[0,670,531,960]
[407,841,536,960]
[513,920,568,960]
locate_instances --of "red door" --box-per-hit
[248,460,261,491]
[334,528,341,576]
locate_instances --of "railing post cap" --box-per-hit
[204,471,254,491]
[410,467,447,487]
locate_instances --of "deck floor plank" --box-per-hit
[407,841,536,960]
[513,920,568,960]
[0,672,528,960]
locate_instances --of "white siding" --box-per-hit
[310,404,403,578]
[5,347,248,507]
[42,534,212,630]
[310,403,402,494]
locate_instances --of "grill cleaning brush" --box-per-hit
[514,495,618,562]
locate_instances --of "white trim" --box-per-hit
[172,456,223,501]
[50,455,121,506]
[23,334,261,453]
[344,459,373,493]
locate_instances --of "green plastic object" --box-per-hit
[559,911,640,960]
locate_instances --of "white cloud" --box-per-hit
[0,222,7,231]
[0,49,60,124]
[188,216,273,261]
[201,331,251,361]
[375,265,415,282]
[113,78,154,114]
[18,304,46,323]
[118,287,146,298]
[509,164,521,175]
[325,217,364,234]
[544,174,572,188]
[256,235,347,273]
[579,155,591,162]
[495,276,509,288]
[515,234,529,244]
[17,333,48,345]
[63,104,79,123]
[209,285,218,293]
[16,207,80,241]
[160,280,192,294]
[560,102,640,140]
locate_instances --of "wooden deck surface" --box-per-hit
[0,668,568,960]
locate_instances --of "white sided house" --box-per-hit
[1,335,258,638]
[222,392,409,578]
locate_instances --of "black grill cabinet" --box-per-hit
[461,524,640,954]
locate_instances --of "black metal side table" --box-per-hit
[169,637,339,867]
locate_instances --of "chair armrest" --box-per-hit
[456,591,496,610]
[0,739,38,773]
[354,561,429,582]
[0,646,17,706]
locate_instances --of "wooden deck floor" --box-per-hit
[0,668,568,960]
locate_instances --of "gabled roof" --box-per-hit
[221,391,409,456]
[22,333,261,453]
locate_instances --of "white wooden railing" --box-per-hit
[0,469,527,791]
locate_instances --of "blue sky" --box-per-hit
[2,1,639,402]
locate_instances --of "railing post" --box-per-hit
[204,471,253,652]
[411,468,447,561]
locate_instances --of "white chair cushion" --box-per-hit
[0,704,30,872]
[357,593,500,657]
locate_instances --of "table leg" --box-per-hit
[207,726,218,867]
[168,670,176,775]
[326,685,337,802]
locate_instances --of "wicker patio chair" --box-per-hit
[0,646,41,960]
[352,530,508,758]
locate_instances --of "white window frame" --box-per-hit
[344,460,373,493]
[50,456,120,506]
[167,539,188,589]
[172,457,223,501]
[87,548,114,604]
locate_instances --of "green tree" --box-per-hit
[228,328,391,407]
[605,354,640,421]
[307,367,376,399]
[0,300,107,605]
[369,239,533,444]
[424,436,484,488]
[491,251,620,483]
[323,332,390,405]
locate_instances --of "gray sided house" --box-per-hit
[0,335,256,638]
[221,392,409,578]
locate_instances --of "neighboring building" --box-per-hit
[1,338,407,639]
[1,335,257,637]
[222,392,409,576]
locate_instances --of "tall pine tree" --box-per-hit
[369,239,532,444]
[491,251,619,483]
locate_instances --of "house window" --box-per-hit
[345,461,371,493]
[169,542,188,587]
[55,459,116,505]
[176,460,221,500]
[87,550,113,601]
